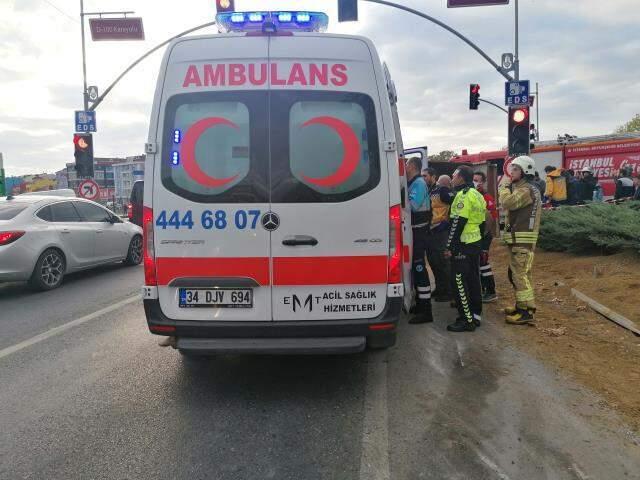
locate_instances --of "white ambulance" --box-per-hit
[142,11,414,355]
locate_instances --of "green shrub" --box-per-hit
[538,202,640,255]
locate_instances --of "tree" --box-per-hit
[615,114,640,134]
[428,150,457,163]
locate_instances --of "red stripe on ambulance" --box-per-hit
[155,255,388,286]
[272,256,388,286]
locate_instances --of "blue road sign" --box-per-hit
[505,80,530,107]
[75,110,97,133]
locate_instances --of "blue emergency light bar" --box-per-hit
[216,11,329,33]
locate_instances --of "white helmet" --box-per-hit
[581,166,593,174]
[510,155,536,176]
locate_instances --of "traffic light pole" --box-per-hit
[362,0,514,82]
[479,99,508,114]
[514,0,520,81]
[89,21,218,111]
[80,0,88,111]
[79,4,136,112]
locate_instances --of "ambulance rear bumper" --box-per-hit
[143,297,402,354]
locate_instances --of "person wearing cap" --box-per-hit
[499,156,542,325]
[406,158,433,324]
[444,165,487,332]
[578,166,598,203]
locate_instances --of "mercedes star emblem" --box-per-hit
[261,212,280,231]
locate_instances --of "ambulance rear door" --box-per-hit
[268,34,391,321]
[152,35,272,322]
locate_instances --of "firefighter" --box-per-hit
[444,165,487,332]
[499,156,542,325]
[406,157,433,324]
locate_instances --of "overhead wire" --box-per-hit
[40,0,79,23]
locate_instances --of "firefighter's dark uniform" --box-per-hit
[446,184,486,330]
[499,178,542,322]
[408,174,433,322]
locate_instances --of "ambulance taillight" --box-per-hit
[388,205,403,283]
[143,207,157,286]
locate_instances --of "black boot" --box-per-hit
[447,317,476,332]
[409,306,434,324]
[453,316,481,327]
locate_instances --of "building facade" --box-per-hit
[113,155,145,208]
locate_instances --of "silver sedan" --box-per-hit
[0,195,143,290]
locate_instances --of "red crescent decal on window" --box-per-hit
[181,117,240,188]
[300,116,361,187]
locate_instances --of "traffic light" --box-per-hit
[215,0,234,13]
[338,0,358,22]
[469,84,480,110]
[74,133,94,178]
[508,106,530,157]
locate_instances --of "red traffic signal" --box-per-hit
[469,84,480,110]
[73,134,94,178]
[508,107,530,157]
[215,0,234,13]
[511,107,529,124]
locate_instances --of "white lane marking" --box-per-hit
[475,449,512,480]
[0,295,140,360]
[359,352,391,480]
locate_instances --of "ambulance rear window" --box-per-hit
[161,92,268,203]
[270,91,380,203]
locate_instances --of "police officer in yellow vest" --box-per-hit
[499,156,542,324]
[444,166,487,332]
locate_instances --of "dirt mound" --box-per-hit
[489,244,640,433]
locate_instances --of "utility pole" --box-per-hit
[535,82,540,140]
[514,0,520,81]
[80,0,88,111]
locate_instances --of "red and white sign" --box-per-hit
[565,141,640,196]
[78,178,100,200]
[182,63,349,88]
[99,187,115,201]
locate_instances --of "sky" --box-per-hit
[1,0,639,176]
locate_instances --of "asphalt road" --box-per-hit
[1,267,638,480]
